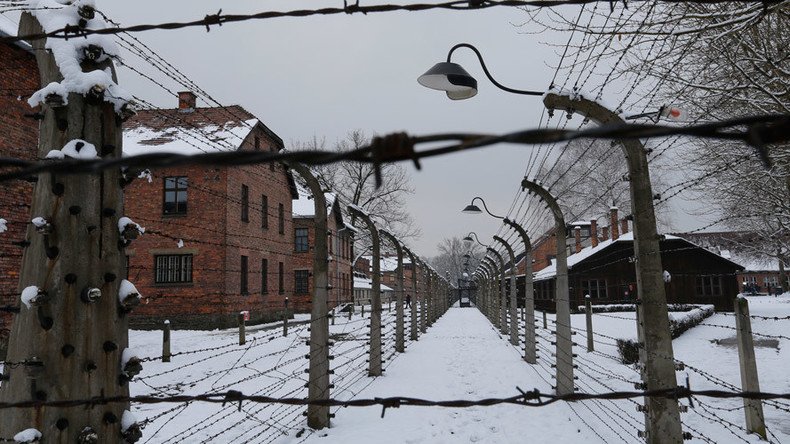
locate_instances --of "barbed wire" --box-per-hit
[0,114,786,185]
[2,1,775,44]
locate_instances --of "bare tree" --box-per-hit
[529,2,789,289]
[293,130,420,263]
[536,138,672,229]
[430,236,483,285]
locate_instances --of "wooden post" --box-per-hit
[361,304,365,318]
[0,11,132,438]
[238,313,246,345]
[734,297,767,439]
[543,310,548,329]
[348,304,352,320]
[585,296,594,352]
[162,320,171,363]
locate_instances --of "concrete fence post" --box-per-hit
[585,296,594,352]
[162,320,171,363]
[734,297,767,440]
[238,313,246,346]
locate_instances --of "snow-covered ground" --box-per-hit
[6,296,783,442]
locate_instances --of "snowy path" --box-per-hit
[295,307,603,444]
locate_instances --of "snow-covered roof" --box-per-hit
[292,183,336,218]
[1,15,34,51]
[534,232,684,281]
[361,255,412,272]
[123,106,261,156]
[353,275,394,292]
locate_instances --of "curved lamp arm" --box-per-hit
[448,43,542,97]
[471,196,505,219]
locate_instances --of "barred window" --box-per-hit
[241,185,249,222]
[261,258,268,294]
[154,254,193,284]
[261,195,269,229]
[295,270,310,295]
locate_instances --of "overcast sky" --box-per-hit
[98,0,711,257]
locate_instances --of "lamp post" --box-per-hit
[418,43,542,100]
[380,230,405,353]
[347,206,382,377]
[493,235,519,346]
[462,197,536,363]
[520,178,574,396]
[543,93,683,442]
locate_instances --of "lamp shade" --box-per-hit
[417,62,478,100]
[462,204,482,214]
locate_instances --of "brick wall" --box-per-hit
[0,41,40,355]
[124,123,297,329]
[292,211,354,313]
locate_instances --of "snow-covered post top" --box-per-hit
[13,428,42,443]
[118,279,141,312]
[45,139,98,160]
[27,0,132,114]
[20,286,48,309]
[118,217,144,244]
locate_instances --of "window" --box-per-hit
[241,185,249,222]
[278,262,284,294]
[154,254,193,284]
[582,279,608,299]
[295,270,310,295]
[295,228,309,252]
[261,195,268,229]
[278,203,285,234]
[261,258,268,294]
[240,255,249,294]
[696,275,722,297]
[163,176,188,215]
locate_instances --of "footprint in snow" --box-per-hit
[469,434,481,442]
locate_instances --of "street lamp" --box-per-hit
[461,197,537,363]
[418,43,542,100]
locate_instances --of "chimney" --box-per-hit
[590,219,599,248]
[574,226,582,254]
[602,226,609,241]
[610,206,619,240]
[178,91,197,110]
[621,218,629,235]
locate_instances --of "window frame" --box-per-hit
[261,194,269,229]
[241,184,249,223]
[294,270,310,295]
[295,228,309,253]
[261,258,268,295]
[163,176,188,215]
[154,254,193,284]
[240,255,249,295]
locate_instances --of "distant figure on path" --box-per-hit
[405,294,412,308]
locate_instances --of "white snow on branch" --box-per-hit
[27,0,131,113]
[13,428,41,443]
[46,139,98,160]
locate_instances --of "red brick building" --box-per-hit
[0,24,40,355]
[123,92,299,329]
[291,188,355,312]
